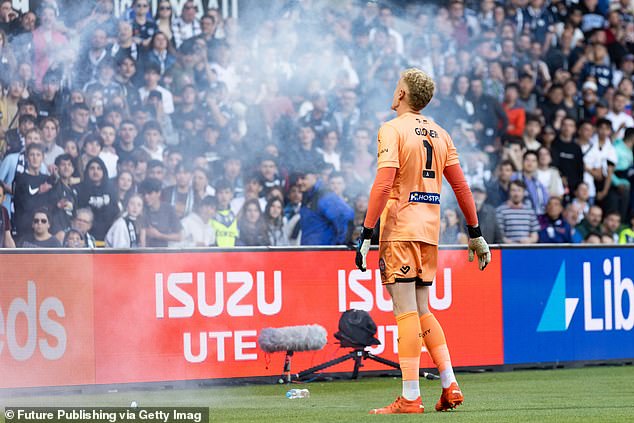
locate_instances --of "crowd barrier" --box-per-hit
[0,246,632,390]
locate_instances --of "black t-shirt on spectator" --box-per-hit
[143,202,182,248]
[13,172,51,238]
[551,138,585,192]
[19,235,61,248]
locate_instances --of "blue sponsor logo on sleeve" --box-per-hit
[408,192,440,204]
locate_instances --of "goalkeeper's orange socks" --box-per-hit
[420,312,457,389]
[395,311,422,400]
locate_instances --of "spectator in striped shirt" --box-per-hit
[496,180,539,244]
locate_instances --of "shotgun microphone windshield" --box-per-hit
[258,325,328,353]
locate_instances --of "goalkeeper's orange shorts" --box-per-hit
[378,241,438,286]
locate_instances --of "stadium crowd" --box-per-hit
[1,0,634,248]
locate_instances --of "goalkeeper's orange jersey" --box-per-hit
[377,112,459,245]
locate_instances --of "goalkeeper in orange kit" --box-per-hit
[355,68,491,414]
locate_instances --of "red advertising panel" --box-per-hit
[0,254,95,388]
[93,249,502,384]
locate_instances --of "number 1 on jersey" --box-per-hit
[422,137,435,179]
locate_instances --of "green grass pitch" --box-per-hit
[1,366,633,422]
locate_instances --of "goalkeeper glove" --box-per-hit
[467,225,491,271]
[355,227,374,272]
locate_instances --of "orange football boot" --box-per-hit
[369,396,424,414]
[435,382,464,411]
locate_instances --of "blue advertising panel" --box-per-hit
[503,248,634,364]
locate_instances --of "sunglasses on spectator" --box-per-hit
[184,5,197,9]
[160,6,171,10]
[33,218,48,224]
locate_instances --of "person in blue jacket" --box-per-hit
[297,163,354,245]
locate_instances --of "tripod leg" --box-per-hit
[351,350,363,379]
[365,352,401,370]
[296,351,357,380]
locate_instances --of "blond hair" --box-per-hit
[401,68,435,111]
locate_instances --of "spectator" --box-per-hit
[539,197,573,243]
[76,157,119,242]
[256,155,284,197]
[551,116,584,193]
[70,208,97,248]
[618,212,634,244]
[130,0,157,49]
[0,183,15,247]
[31,5,67,89]
[486,159,515,207]
[12,143,52,238]
[284,125,326,174]
[496,179,540,244]
[62,228,85,248]
[141,31,176,77]
[522,115,542,151]
[284,183,302,246]
[317,130,342,172]
[162,162,193,219]
[332,89,360,148]
[19,208,60,247]
[40,117,63,167]
[612,126,634,218]
[84,58,125,107]
[584,231,602,244]
[513,150,550,214]
[503,83,526,138]
[576,204,603,240]
[139,64,174,115]
[154,0,177,48]
[211,179,238,247]
[110,20,140,63]
[49,154,77,242]
[139,120,165,161]
[140,177,181,247]
[0,127,48,218]
[517,73,538,114]
[601,210,622,243]
[236,198,269,246]
[571,182,591,222]
[297,165,354,245]
[5,113,37,155]
[536,146,565,199]
[98,123,119,177]
[585,118,617,210]
[114,169,135,212]
[76,27,110,88]
[61,103,92,144]
[173,0,201,48]
[192,167,215,207]
[264,197,289,246]
[468,77,508,150]
[606,91,634,139]
[176,194,216,247]
[115,119,138,163]
[105,193,145,248]
[472,183,503,244]
[440,208,467,245]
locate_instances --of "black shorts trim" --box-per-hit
[395,277,418,283]
[394,277,433,286]
[394,276,431,285]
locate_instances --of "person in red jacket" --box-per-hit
[503,83,526,138]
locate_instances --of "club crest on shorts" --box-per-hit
[379,258,386,272]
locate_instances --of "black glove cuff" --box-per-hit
[361,227,374,239]
[467,225,482,238]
